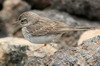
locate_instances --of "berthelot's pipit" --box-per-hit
[17,11,95,50]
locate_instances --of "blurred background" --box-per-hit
[0,0,100,65]
[0,0,100,45]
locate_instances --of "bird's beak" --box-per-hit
[12,21,19,25]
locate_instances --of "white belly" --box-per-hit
[22,27,58,44]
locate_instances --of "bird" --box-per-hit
[16,11,96,51]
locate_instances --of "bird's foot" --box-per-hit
[33,44,47,52]
[27,44,47,55]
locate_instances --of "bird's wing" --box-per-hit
[26,17,69,36]
[27,17,94,36]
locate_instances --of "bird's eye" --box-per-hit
[20,19,28,24]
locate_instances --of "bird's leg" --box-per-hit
[27,44,47,55]
[33,44,47,51]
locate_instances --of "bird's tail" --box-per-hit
[74,26,96,30]
[62,26,99,31]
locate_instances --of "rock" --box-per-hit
[25,48,85,66]
[0,0,4,10]
[24,56,50,66]
[77,36,100,66]
[0,37,57,65]
[78,29,100,45]
[0,0,30,21]
[48,36,100,66]
[49,48,87,66]
[78,35,100,51]
[23,0,50,9]
[24,36,100,66]
[0,37,28,66]
[0,22,7,37]
[0,37,57,57]
[0,35,99,66]
[0,0,31,37]
[50,0,100,20]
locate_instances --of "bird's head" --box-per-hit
[17,11,40,27]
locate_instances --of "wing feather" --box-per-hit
[27,17,69,36]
